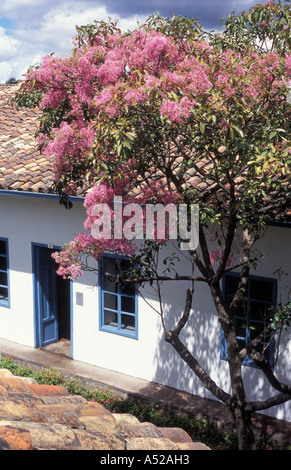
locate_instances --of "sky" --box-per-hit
[0,0,279,84]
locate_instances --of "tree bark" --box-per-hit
[230,400,256,450]
[210,281,256,449]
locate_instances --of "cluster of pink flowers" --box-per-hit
[24,26,289,168]
[22,22,290,279]
[52,174,183,279]
[209,250,233,268]
[160,99,191,123]
[44,120,95,181]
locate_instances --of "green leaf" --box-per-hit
[269,131,277,140]
[199,122,205,134]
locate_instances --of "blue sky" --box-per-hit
[0,0,279,83]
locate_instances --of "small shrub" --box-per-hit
[64,378,93,399]
[33,367,65,386]
[0,356,34,377]
[0,356,20,374]
[91,385,120,408]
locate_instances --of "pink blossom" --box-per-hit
[97,59,124,86]
[21,21,289,280]
[124,88,147,105]
[160,99,192,123]
[210,250,233,268]
[285,54,291,78]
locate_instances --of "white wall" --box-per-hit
[0,194,85,346]
[73,224,291,422]
[0,193,290,421]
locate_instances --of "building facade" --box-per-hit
[0,84,290,422]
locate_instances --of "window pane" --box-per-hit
[101,256,137,337]
[223,273,276,367]
[120,259,131,273]
[237,338,246,351]
[234,318,247,339]
[103,276,117,293]
[233,299,248,318]
[0,241,6,256]
[0,286,8,301]
[120,282,135,296]
[0,257,7,271]
[226,276,239,296]
[250,280,273,302]
[121,314,135,331]
[121,296,135,313]
[0,272,7,287]
[104,310,118,327]
[249,322,265,340]
[104,293,118,310]
[250,301,271,322]
[103,258,117,293]
[119,259,135,295]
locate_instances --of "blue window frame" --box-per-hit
[221,272,277,367]
[0,238,9,308]
[99,255,138,339]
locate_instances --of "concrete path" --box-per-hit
[0,337,290,446]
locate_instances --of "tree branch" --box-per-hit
[247,392,291,412]
[173,287,194,336]
[165,330,232,406]
[253,357,291,396]
[228,228,254,317]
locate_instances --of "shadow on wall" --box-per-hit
[138,280,291,422]
[242,331,291,421]
[139,280,231,400]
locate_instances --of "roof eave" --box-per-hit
[0,189,84,202]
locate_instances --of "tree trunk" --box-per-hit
[230,401,255,450]
[166,328,257,449]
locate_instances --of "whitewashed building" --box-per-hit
[0,84,290,422]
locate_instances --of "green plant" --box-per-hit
[0,356,35,377]
[33,367,65,386]
[91,385,120,408]
[64,378,94,399]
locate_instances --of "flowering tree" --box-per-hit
[14,1,291,449]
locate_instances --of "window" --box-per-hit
[99,255,138,338]
[0,238,9,307]
[221,273,277,367]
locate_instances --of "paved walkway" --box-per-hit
[0,337,290,446]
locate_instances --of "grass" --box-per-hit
[0,355,289,450]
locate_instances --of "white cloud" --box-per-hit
[0,61,13,83]
[0,0,49,17]
[0,26,18,59]
[2,0,272,83]
[37,2,145,45]
[0,26,21,82]
[0,1,146,83]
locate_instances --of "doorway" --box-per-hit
[33,244,71,351]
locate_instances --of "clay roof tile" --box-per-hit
[0,369,205,450]
[0,84,55,194]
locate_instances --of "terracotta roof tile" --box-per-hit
[1,84,288,222]
[0,84,55,194]
[0,369,209,450]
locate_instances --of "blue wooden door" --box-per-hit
[34,246,58,346]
